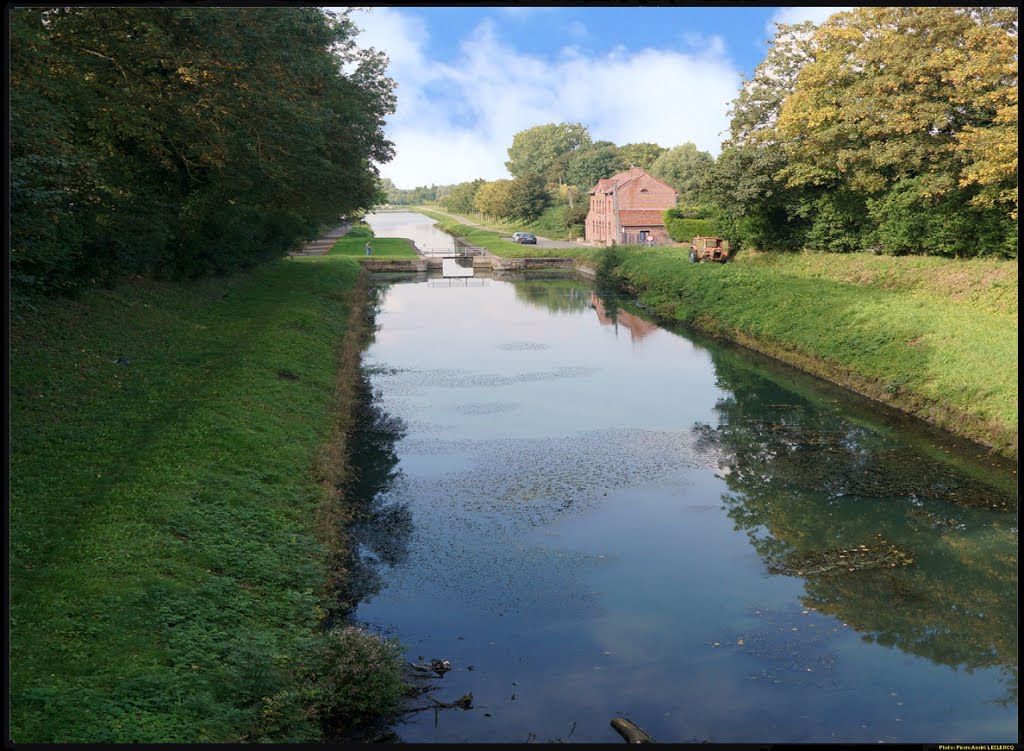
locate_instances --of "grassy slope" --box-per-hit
[328,236,418,258]
[9,256,370,742]
[613,247,1018,456]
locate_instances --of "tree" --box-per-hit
[9,7,396,296]
[725,21,819,148]
[700,20,820,252]
[617,142,666,171]
[507,173,551,223]
[950,8,1018,219]
[442,179,486,215]
[565,143,624,191]
[774,7,1018,255]
[473,179,515,220]
[505,122,592,183]
[649,143,714,204]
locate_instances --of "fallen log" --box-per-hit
[610,717,655,743]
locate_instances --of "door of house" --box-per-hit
[638,231,649,244]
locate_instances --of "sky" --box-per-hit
[335,6,850,189]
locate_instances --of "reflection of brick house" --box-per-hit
[589,291,658,343]
[584,166,678,246]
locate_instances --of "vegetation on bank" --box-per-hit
[9,256,407,742]
[412,208,599,259]
[10,7,394,303]
[329,236,418,259]
[600,246,1018,457]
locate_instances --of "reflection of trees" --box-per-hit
[510,278,593,314]
[694,347,1018,704]
[336,369,412,611]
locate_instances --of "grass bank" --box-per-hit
[605,246,1017,457]
[329,236,418,258]
[9,255,406,742]
[412,207,599,259]
[409,203,575,241]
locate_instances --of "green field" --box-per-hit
[9,255,405,742]
[328,236,418,258]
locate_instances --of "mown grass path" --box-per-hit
[9,256,368,742]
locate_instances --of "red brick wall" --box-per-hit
[584,168,676,245]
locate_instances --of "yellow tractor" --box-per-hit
[689,236,730,263]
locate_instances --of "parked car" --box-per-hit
[514,233,537,245]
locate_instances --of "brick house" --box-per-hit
[584,166,678,246]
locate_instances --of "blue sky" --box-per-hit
[336,6,849,188]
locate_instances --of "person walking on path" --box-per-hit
[365,241,372,256]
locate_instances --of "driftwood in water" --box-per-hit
[611,718,655,743]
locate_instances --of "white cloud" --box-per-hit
[348,9,741,188]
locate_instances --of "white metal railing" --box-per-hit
[417,247,484,257]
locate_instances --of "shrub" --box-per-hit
[663,211,716,243]
[316,626,406,732]
[345,223,374,238]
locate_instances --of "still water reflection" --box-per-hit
[365,210,457,253]
[351,273,1017,744]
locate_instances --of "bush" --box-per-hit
[345,223,374,238]
[663,211,716,243]
[316,626,406,732]
[866,178,1016,259]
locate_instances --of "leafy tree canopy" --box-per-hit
[617,142,667,171]
[505,122,592,183]
[10,7,395,297]
[650,143,715,204]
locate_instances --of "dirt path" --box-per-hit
[288,222,351,256]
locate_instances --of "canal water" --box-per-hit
[348,214,1017,745]
[366,210,458,253]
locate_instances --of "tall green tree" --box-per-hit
[565,142,624,191]
[704,20,820,251]
[507,173,551,222]
[473,179,515,220]
[775,6,1017,255]
[505,122,592,183]
[649,143,714,204]
[617,142,666,171]
[10,7,395,296]
[441,179,486,214]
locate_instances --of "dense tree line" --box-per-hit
[10,7,395,300]
[439,123,709,235]
[706,7,1017,257]
[377,178,451,206]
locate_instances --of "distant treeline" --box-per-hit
[10,8,395,301]
[429,7,1017,257]
[378,180,452,206]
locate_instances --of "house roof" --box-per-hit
[618,209,668,226]
[588,166,676,196]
